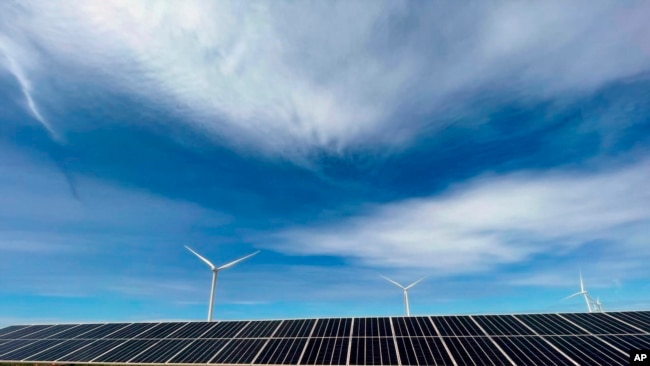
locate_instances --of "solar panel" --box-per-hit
[544,335,628,365]
[395,336,454,366]
[301,336,349,365]
[254,337,306,364]
[0,311,648,365]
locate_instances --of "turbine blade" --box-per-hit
[579,271,585,292]
[405,276,428,290]
[380,274,405,289]
[217,250,260,271]
[562,292,582,301]
[185,245,216,270]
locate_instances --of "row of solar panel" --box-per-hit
[1,334,649,365]
[1,312,648,341]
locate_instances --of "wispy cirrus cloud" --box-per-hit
[1,1,648,157]
[269,158,650,278]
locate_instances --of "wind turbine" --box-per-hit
[185,245,260,321]
[380,275,427,316]
[563,271,602,313]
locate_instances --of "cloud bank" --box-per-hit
[271,158,650,276]
[1,1,649,156]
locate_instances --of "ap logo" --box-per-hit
[630,350,649,365]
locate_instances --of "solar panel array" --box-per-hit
[0,311,648,365]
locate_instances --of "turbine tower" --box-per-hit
[185,245,260,321]
[380,275,427,316]
[563,271,602,313]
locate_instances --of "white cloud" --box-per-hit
[269,158,650,277]
[1,1,648,156]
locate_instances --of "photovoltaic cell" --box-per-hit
[515,314,587,335]
[201,321,249,338]
[601,335,650,352]
[24,325,81,339]
[56,339,126,362]
[167,339,228,363]
[349,337,398,366]
[236,320,281,338]
[301,336,349,365]
[127,339,194,363]
[44,323,105,339]
[0,339,61,359]
[544,336,627,365]
[0,325,29,338]
[446,337,513,366]
[274,319,315,338]
[395,337,454,366]
[492,336,573,366]
[91,339,159,362]
[254,337,306,364]
[0,325,54,339]
[472,315,536,336]
[353,317,393,337]
[134,322,188,339]
[311,318,351,337]
[404,317,439,337]
[170,322,216,339]
[432,316,485,336]
[0,340,38,357]
[560,312,644,335]
[73,323,130,339]
[24,339,95,361]
[105,322,159,339]
[208,339,266,364]
[608,312,650,332]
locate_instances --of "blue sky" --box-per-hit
[1,1,650,327]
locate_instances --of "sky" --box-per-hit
[1,0,650,327]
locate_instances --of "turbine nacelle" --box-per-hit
[185,245,260,321]
[380,274,427,316]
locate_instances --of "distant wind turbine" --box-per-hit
[563,271,602,313]
[185,245,260,321]
[380,275,427,316]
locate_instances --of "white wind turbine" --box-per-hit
[185,245,260,321]
[563,271,602,313]
[380,275,427,316]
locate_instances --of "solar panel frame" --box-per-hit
[127,339,195,363]
[312,318,352,337]
[16,324,80,339]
